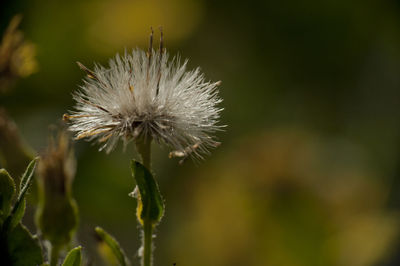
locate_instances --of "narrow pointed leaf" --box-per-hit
[62,246,82,266]
[18,157,38,198]
[131,160,164,224]
[3,158,38,232]
[0,169,15,223]
[95,226,131,266]
[9,199,25,231]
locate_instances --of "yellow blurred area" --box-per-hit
[97,241,120,266]
[0,15,38,91]
[84,0,204,53]
[167,129,399,266]
[11,41,37,77]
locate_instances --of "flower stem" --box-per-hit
[136,138,152,170]
[136,137,154,266]
[143,221,153,266]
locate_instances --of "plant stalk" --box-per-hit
[136,137,153,266]
[49,243,61,266]
[136,137,152,170]
[142,221,153,266]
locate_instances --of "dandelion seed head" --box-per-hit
[65,33,223,160]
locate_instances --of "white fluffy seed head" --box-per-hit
[65,48,223,161]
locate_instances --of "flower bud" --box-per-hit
[35,131,78,249]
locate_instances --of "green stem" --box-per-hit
[136,137,154,266]
[143,221,153,266]
[50,243,61,266]
[136,138,152,170]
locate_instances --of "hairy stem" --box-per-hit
[143,221,153,266]
[136,138,152,170]
[136,137,154,266]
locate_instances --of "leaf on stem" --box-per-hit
[3,157,38,232]
[95,226,131,266]
[62,246,82,266]
[8,199,25,231]
[0,169,15,223]
[130,160,164,225]
[2,223,43,265]
[19,157,38,195]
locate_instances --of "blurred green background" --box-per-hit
[2,0,400,265]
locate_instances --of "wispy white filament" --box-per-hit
[65,48,223,160]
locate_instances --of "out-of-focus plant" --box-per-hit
[0,158,43,266]
[0,108,35,181]
[0,14,82,266]
[0,14,38,92]
[62,246,82,266]
[35,131,79,266]
[0,15,37,183]
[95,226,131,266]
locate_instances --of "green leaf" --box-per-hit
[0,169,15,223]
[3,158,38,232]
[95,226,131,266]
[0,223,43,266]
[131,160,164,225]
[18,157,39,198]
[62,246,82,266]
[9,199,25,231]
